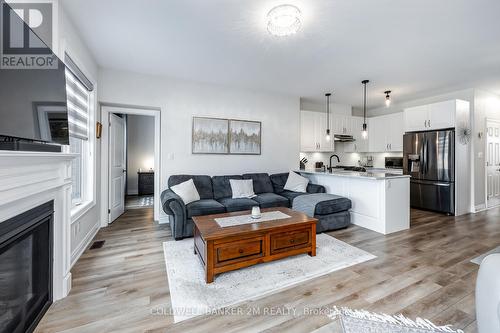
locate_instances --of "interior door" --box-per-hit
[487,121,500,207]
[109,113,126,222]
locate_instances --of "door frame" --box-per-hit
[485,118,500,210]
[100,105,161,226]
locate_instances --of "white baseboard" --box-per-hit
[71,221,100,268]
[63,272,72,299]
[474,203,487,212]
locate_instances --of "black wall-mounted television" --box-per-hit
[0,0,69,152]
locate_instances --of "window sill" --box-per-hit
[71,200,95,224]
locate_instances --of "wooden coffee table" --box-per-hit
[192,207,317,283]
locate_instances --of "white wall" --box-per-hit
[57,4,101,262]
[99,69,301,219]
[126,115,155,195]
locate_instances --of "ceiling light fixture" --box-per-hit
[361,80,369,139]
[267,4,302,37]
[385,90,392,107]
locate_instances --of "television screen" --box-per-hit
[0,0,69,145]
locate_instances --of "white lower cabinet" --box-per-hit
[300,172,410,235]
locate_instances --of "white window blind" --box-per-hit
[65,69,90,140]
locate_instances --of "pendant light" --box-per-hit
[361,80,369,139]
[325,93,332,142]
[385,90,391,107]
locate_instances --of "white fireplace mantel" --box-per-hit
[0,151,77,301]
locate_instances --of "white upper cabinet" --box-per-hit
[345,117,368,152]
[300,111,318,152]
[300,110,334,152]
[368,113,404,152]
[404,100,458,132]
[368,116,386,152]
[428,100,456,130]
[404,105,429,132]
[332,115,352,135]
[317,112,334,152]
[388,112,404,151]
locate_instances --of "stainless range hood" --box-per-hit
[334,134,355,142]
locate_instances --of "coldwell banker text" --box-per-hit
[1,1,58,69]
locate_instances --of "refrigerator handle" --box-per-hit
[420,137,426,175]
[424,137,429,175]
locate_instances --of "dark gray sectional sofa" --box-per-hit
[161,172,351,240]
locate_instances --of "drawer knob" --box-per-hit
[239,249,244,254]
[290,239,295,244]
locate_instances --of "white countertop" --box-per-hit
[297,169,410,180]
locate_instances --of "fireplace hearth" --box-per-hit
[0,201,53,333]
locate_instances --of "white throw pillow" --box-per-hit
[284,171,309,193]
[229,179,256,199]
[170,179,200,205]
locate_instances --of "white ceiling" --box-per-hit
[62,0,500,109]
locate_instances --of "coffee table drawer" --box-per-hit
[216,238,264,263]
[271,229,311,253]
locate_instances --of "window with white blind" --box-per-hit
[65,54,94,207]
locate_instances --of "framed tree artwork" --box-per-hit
[229,119,261,155]
[192,117,229,154]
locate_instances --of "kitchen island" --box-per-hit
[297,169,410,235]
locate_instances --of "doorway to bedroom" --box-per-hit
[101,106,161,225]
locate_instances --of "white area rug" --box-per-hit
[471,245,500,265]
[163,234,376,322]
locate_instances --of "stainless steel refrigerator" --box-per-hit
[403,130,455,214]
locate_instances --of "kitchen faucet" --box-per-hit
[328,154,340,171]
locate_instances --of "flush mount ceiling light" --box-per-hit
[267,4,302,37]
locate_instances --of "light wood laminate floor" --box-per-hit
[36,207,500,333]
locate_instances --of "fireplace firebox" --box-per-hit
[0,201,53,333]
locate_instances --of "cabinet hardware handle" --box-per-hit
[424,120,427,127]
[428,120,431,127]
[239,249,244,254]
[290,239,295,244]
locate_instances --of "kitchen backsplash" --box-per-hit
[299,150,403,169]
